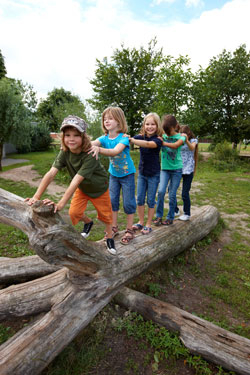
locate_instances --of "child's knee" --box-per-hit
[69,207,81,226]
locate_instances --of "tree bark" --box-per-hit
[115,287,250,375]
[0,256,59,285]
[0,187,220,375]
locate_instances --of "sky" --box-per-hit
[0,0,249,103]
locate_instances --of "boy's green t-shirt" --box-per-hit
[161,134,186,170]
[53,150,109,198]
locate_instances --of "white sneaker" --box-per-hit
[106,238,117,255]
[174,209,180,217]
[179,214,190,221]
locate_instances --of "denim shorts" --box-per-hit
[137,173,160,208]
[109,173,136,214]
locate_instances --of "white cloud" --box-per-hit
[0,0,249,103]
[150,0,176,6]
[185,0,203,7]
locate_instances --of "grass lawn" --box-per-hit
[0,144,249,375]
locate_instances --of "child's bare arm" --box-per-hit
[89,143,126,159]
[91,139,101,146]
[185,138,197,151]
[162,138,185,149]
[43,174,84,212]
[25,167,58,205]
[129,138,157,148]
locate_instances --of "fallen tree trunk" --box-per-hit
[115,287,250,375]
[0,255,59,285]
[0,187,220,375]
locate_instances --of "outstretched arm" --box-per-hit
[162,136,186,149]
[89,143,126,159]
[43,174,84,212]
[129,138,158,148]
[25,167,58,205]
[91,139,101,146]
[184,137,197,151]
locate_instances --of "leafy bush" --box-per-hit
[210,141,239,171]
[15,122,51,153]
[30,123,52,151]
[13,122,33,153]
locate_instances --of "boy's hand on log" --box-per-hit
[25,197,39,206]
[42,199,65,213]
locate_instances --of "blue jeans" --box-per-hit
[137,173,160,208]
[155,169,182,220]
[109,173,136,214]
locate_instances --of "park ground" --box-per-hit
[0,145,250,375]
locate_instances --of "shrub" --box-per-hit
[31,123,52,151]
[15,122,52,153]
[210,141,239,171]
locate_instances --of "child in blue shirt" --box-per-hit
[89,106,136,245]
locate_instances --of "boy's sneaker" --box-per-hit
[81,221,94,238]
[106,238,117,255]
[178,215,190,221]
[174,209,180,218]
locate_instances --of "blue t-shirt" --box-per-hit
[134,134,162,177]
[98,133,136,177]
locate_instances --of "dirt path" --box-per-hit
[0,165,66,196]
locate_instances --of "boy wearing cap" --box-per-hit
[25,115,116,255]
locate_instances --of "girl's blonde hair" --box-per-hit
[140,112,163,137]
[101,106,128,134]
[61,126,92,153]
[180,125,199,175]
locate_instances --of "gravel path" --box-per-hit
[0,165,66,196]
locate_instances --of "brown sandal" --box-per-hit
[120,228,134,245]
[104,226,119,240]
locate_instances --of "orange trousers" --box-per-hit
[69,188,112,225]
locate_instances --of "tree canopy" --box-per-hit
[37,88,87,132]
[88,39,163,136]
[0,50,7,79]
[88,41,250,144]
[186,44,250,144]
[0,78,27,169]
[152,55,194,119]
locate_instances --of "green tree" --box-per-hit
[37,88,86,132]
[0,78,27,170]
[152,55,194,119]
[14,79,38,115]
[186,45,250,145]
[88,39,163,135]
[0,50,7,79]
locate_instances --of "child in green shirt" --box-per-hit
[153,115,186,226]
[25,115,116,255]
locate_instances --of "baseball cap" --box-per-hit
[60,115,88,133]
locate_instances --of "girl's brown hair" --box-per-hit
[61,126,92,153]
[140,112,163,137]
[180,125,198,174]
[101,106,128,134]
[162,114,178,136]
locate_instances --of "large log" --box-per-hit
[0,256,59,285]
[0,187,219,375]
[115,287,250,375]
